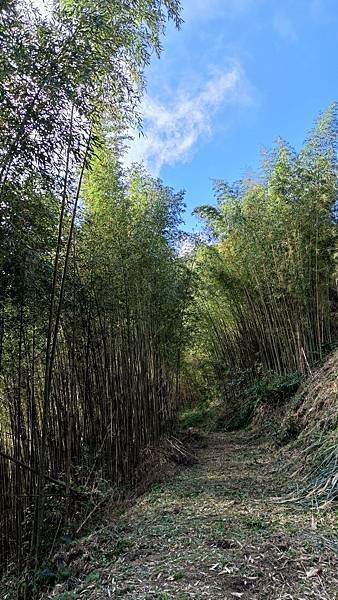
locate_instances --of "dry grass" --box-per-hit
[280,350,338,508]
[32,431,338,600]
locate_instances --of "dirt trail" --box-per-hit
[50,432,338,599]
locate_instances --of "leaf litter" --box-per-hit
[49,431,338,599]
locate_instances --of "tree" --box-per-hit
[0,0,183,572]
[191,105,338,410]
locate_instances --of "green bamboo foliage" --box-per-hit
[0,139,187,570]
[193,105,338,395]
[0,0,184,573]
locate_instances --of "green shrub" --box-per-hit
[178,400,224,431]
[245,372,302,405]
[179,404,210,429]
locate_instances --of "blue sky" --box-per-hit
[127,0,337,231]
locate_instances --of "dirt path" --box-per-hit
[50,432,338,599]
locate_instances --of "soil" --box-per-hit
[48,431,338,600]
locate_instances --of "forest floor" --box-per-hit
[49,431,338,600]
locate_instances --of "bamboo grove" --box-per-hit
[1,0,338,585]
[0,0,185,576]
[191,105,338,404]
[0,140,187,572]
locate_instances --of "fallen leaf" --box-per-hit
[306,567,323,578]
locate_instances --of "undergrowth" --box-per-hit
[179,371,303,434]
[224,371,303,431]
[178,400,224,432]
[245,372,302,406]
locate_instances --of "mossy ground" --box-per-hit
[43,432,337,599]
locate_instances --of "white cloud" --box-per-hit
[125,64,254,176]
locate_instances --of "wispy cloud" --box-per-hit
[183,0,255,21]
[273,13,298,42]
[125,64,254,176]
[308,0,333,23]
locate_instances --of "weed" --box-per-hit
[173,570,184,581]
[84,570,101,584]
[113,537,130,556]
[213,520,227,534]
[244,516,269,530]
[179,404,211,429]
[178,400,224,432]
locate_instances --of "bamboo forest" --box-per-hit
[0,1,337,599]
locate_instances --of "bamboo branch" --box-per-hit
[0,450,85,497]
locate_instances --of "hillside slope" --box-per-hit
[280,349,338,507]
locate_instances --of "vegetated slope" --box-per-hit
[279,348,338,508]
[23,431,338,600]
